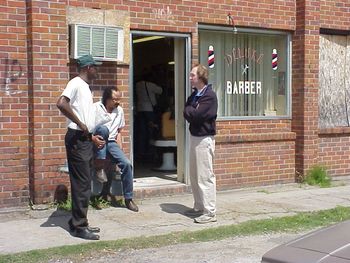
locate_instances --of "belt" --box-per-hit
[68,128,93,141]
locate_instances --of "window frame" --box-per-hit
[198,24,292,120]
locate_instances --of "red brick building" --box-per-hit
[1,0,350,208]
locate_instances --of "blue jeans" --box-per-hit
[94,125,133,199]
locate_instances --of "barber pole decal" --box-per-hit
[208,45,214,68]
[272,49,278,70]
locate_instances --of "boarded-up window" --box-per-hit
[319,34,350,128]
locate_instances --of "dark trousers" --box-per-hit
[65,128,93,229]
[136,111,156,157]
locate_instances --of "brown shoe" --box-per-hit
[125,199,139,212]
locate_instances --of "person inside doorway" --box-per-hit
[135,71,163,161]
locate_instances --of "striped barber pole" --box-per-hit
[272,49,278,70]
[208,45,214,68]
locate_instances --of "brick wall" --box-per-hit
[1,0,350,208]
[67,0,296,32]
[319,128,350,177]
[292,0,320,177]
[27,0,69,204]
[115,66,131,155]
[215,120,295,188]
[215,131,296,189]
[0,0,29,208]
[128,0,297,189]
[320,0,350,29]
[125,0,296,188]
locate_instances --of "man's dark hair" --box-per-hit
[102,87,118,106]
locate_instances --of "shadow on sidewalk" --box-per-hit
[40,209,71,233]
[160,203,194,218]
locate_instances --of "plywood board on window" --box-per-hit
[319,34,350,128]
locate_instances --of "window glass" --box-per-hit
[199,29,290,118]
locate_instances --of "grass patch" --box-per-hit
[2,206,350,263]
[304,165,331,188]
[55,196,112,211]
[56,196,72,211]
[89,196,111,209]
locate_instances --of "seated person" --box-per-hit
[94,87,138,212]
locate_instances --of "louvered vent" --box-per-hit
[70,24,124,61]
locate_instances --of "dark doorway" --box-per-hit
[132,35,177,180]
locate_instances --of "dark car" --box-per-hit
[262,220,350,263]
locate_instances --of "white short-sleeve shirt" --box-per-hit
[101,102,125,141]
[61,76,95,132]
[136,81,162,112]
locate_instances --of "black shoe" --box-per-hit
[68,219,75,233]
[125,199,139,212]
[75,228,100,240]
[68,220,100,233]
[87,226,100,233]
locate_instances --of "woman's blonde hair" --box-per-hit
[194,64,208,85]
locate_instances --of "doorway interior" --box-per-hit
[131,32,189,184]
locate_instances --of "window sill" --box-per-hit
[319,127,350,135]
[216,132,296,144]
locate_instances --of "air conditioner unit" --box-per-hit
[70,24,124,61]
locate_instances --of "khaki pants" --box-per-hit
[189,134,216,215]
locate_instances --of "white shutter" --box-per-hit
[77,26,91,57]
[91,27,105,58]
[70,24,124,61]
[106,28,119,59]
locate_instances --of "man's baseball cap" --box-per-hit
[77,54,102,68]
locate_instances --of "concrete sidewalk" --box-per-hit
[1,182,350,255]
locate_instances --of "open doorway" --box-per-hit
[131,32,189,184]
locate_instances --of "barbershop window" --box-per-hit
[199,27,291,118]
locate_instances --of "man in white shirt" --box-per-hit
[94,87,139,212]
[56,54,105,240]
